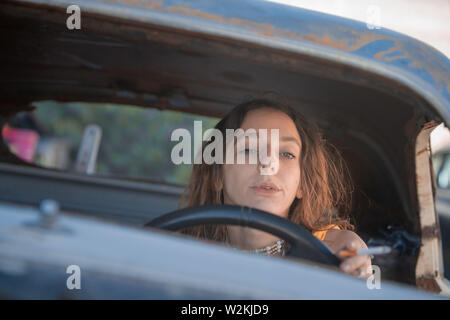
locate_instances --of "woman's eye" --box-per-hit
[281,152,295,159]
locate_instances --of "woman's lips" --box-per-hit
[250,183,280,195]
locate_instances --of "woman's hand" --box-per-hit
[323,229,372,278]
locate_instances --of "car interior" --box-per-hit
[0,1,449,288]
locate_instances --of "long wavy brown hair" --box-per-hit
[179,99,354,242]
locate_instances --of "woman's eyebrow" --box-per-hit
[280,136,301,148]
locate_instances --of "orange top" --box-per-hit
[312,224,340,241]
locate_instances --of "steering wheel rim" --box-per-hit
[145,205,341,267]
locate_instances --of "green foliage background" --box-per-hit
[32,101,219,185]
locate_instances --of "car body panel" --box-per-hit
[0,202,443,299]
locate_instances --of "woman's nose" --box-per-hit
[257,154,279,175]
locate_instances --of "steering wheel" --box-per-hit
[145,205,341,267]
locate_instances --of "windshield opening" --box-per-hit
[1,100,219,186]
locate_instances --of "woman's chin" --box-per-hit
[224,197,286,217]
[242,201,283,216]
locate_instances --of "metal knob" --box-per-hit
[39,199,60,227]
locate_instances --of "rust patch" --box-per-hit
[374,46,409,62]
[166,6,277,36]
[118,0,163,9]
[423,121,440,130]
[421,225,441,241]
[416,147,430,156]
[416,275,442,293]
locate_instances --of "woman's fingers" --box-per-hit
[338,240,372,278]
[326,231,372,278]
[340,255,371,278]
[345,240,361,251]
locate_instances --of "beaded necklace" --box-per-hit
[249,239,286,256]
[232,240,286,256]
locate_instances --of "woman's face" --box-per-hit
[222,108,303,218]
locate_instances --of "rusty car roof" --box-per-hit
[9,0,448,121]
[99,0,450,101]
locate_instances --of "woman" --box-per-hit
[180,99,372,278]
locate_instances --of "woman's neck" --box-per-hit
[227,226,281,250]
